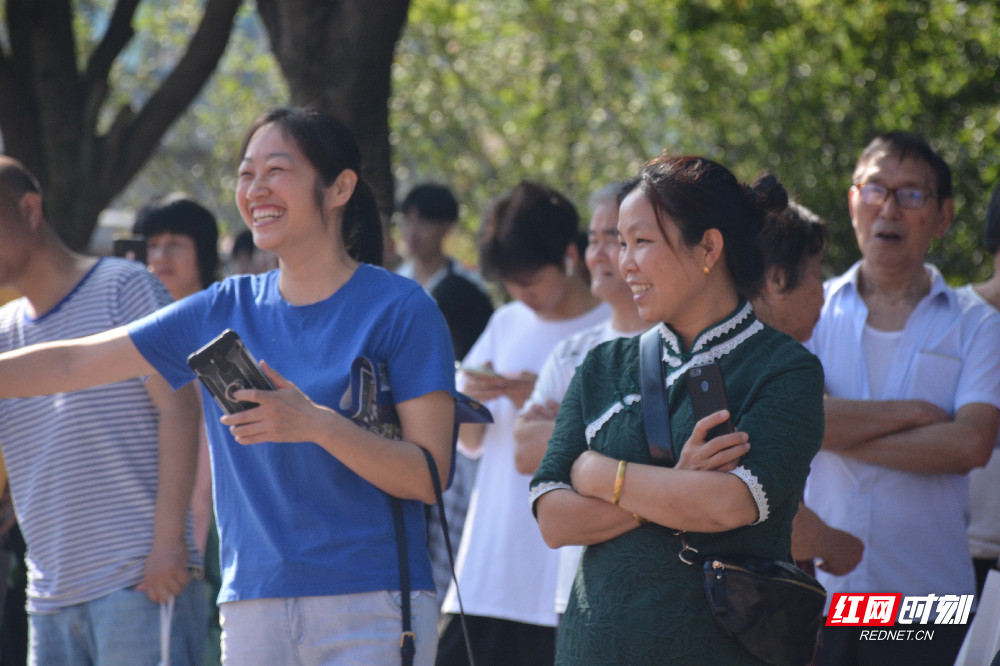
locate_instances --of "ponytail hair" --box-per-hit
[342,177,384,266]
[240,107,384,265]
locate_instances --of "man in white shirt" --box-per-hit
[805,133,1000,665]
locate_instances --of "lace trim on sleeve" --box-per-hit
[584,394,641,445]
[728,465,769,525]
[529,481,573,508]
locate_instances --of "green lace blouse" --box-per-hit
[530,301,825,665]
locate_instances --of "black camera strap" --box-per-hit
[639,327,675,466]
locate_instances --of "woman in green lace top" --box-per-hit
[530,155,825,664]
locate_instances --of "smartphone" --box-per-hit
[459,365,503,380]
[187,329,274,414]
[685,362,735,440]
[112,234,147,264]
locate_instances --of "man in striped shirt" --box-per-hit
[0,157,205,665]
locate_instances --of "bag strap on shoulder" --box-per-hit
[639,327,674,466]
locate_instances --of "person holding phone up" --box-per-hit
[0,108,457,665]
[530,155,825,664]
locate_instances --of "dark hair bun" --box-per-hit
[748,171,789,218]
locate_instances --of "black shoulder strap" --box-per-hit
[639,327,674,466]
[390,498,416,666]
[420,447,476,666]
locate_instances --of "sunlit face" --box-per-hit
[502,264,573,319]
[617,189,705,329]
[757,252,825,343]
[849,154,952,273]
[235,123,323,255]
[145,232,200,300]
[585,200,631,307]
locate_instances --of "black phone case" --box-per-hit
[112,236,147,264]
[186,329,274,414]
[685,362,734,440]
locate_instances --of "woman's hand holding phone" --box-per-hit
[677,410,749,473]
[221,360,331,446]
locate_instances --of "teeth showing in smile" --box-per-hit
[630,283,651,295]
[252,207,282,223]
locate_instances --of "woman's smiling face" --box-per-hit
[617,188,706,328]
[235,123,322,254]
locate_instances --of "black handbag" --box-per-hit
[698,550,826,666]
[638,328,826,666]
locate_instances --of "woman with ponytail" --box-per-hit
[530,155,825,664]
[0,107,456,664]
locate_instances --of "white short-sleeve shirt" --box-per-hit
[805,262,1000,603]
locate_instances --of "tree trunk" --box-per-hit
[0,0,242,250]
[255,0,411,215]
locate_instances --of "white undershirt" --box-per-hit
[863,324,902,399]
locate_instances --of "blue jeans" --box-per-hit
[219,591,438,665]
[29,580,206,666]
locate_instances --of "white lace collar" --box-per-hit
[656,301,764,387]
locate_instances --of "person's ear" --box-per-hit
[935,197,954,239]
[326,169,358,209]
[564,242,580,276]
[700,228,725,272]
[766,265,787,292]
[18,192,45,231]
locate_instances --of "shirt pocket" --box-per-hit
[909,350,961,411]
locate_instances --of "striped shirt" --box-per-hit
[0,258,200,612]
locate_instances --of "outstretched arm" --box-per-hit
[0,327,156,398]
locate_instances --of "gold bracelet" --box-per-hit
[611,459,627,505]
[633,513,649,526]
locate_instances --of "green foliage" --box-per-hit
[107,1,287,236]
[392,0,1000,281]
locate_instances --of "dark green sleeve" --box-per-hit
[731,350,825,524]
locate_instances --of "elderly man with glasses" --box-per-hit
[802,132,1000,665]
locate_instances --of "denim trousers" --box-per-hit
[29,579,206,666]
[219,590,438,666]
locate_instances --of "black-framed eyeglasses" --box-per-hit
[853,182,937,210]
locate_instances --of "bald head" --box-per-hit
[0,156,42,207]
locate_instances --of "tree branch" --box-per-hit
[100,0,243,200]
[81,0,141,135]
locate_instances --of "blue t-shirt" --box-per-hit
[127,263,455,603]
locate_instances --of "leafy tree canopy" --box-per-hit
[391,0,1000,281]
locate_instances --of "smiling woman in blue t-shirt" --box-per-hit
[0,107,457,665]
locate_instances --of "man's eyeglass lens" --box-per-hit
[857,183,931,210]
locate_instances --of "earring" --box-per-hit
[703,266,711,275]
